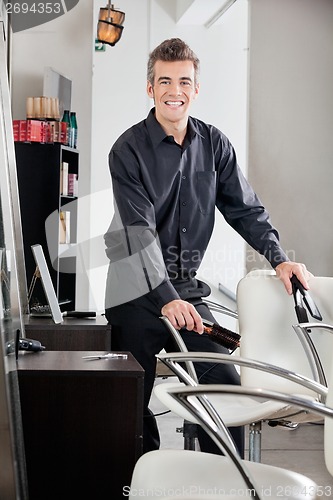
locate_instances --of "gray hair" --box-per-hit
[147,38,200,85]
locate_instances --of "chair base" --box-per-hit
[182,420,198,450]
[268,420,299,430]
[248,421,262,462]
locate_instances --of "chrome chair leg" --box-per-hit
[248,421,261,462]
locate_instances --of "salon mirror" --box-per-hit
[0,13,29,500]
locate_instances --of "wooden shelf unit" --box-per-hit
[15,142,79,311]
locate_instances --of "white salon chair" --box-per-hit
[129,354,333,499]
[158,272,333,461]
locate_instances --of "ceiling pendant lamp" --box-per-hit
[97,1,125,47]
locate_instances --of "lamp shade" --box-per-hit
[97,19,124,46]
[99,6,125,25]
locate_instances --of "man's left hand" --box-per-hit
[275,261,313,295]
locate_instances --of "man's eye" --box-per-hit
[160,80,170,85]
[181,81,191,86]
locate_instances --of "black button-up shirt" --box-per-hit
[104,108,287,310]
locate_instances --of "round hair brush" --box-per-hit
[202,319,241,351]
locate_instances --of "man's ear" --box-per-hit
[147,81,154,99]
[194,82,200,99]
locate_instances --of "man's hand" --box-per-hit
[275,261,313,295]
[161,299,204,334]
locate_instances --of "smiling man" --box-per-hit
[146,59,199,143]
[104,38,311,457]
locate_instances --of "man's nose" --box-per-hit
[168,83,182,94]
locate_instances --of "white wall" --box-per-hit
[247,0,333,276]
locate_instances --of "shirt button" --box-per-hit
[182,175,186,180]
[182,227,187,233]
[182,201,187,206]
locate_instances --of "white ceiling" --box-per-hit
[175,0,239,27]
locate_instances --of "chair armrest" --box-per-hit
[203,298,238,319]
[156,351,328,400]
[292,322,333,387]
[159,316,198,383]
[169,383,333,423]
[159,316,329,401]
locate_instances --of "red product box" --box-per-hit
[42,122,49,143]
[42,121,51,143]
[49,121,59,143]
[13,120,27,142]
[26,119,43,142]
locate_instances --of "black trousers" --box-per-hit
[105,278,244,458]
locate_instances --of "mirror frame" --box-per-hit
[0,14,29,499]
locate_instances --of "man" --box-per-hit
[104,38,311,456]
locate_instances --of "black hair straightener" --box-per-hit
[291,274,322,325]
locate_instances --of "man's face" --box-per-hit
[147,60,199,128]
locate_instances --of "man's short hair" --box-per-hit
[147,38,200,85]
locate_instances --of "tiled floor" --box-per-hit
[151,377,333,492]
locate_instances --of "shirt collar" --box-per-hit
[187,116,205,141]
[146,108,204,148]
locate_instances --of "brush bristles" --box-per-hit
[203,323,241,350]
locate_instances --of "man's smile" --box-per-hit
[164,100,184,107]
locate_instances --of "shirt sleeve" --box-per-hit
[104,143,180,311]
[215,136,289,268]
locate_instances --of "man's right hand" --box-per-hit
[161,299,204,334]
